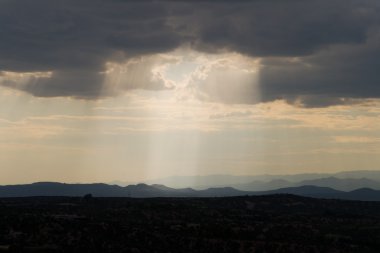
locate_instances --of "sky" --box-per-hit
[1,0,380,184]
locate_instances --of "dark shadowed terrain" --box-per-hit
[1,195,380,252]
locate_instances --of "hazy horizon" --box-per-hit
[3,169,380,186]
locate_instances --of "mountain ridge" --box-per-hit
[124,171,380,191]
[2,182,380,201]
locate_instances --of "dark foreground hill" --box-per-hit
[1,195,380,252]
[3,182,380,201]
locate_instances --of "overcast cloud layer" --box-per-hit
[1,0,380,106]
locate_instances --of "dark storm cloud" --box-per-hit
[259,31,380,107]
[188,1,373,56]
[0,0,379,106]
[0,0,180,97]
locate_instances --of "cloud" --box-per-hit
[183,53,261,104]
[0,0,380,106]
[334,136,380,144]
[186,0,375,57]
[258,33,380,107]
[0,0,180,98]
[103,55,178,96]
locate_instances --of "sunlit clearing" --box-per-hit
[101,49,262,182]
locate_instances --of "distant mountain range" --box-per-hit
[232,177,380,192]
[122,170,380,191]
[2,182,380,201]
